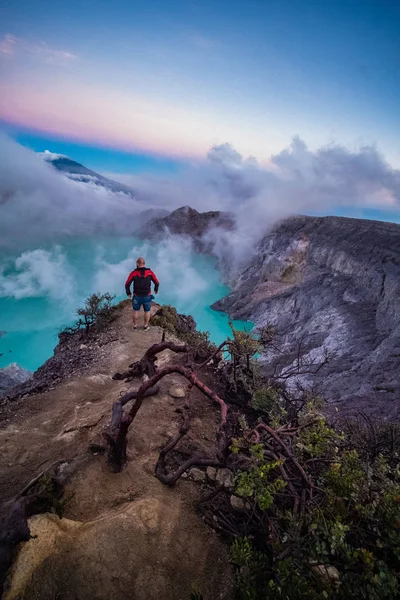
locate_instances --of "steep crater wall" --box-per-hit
[213,215,400,416]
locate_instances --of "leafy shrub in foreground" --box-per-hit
[230,401,400,600]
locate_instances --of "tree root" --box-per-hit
[105,341,231,474]
[112,341,189,381]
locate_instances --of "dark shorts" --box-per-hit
[132,295,153,312]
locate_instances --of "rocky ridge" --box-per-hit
[142,205,234,251]
[0,303,234,599]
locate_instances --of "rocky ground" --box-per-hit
[145,207,400,418]
[0,302,234,600]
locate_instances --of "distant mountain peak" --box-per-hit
[36,150,170,227]
[38,150,137,198]
[40,150,69,161]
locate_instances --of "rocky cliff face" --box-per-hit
[212,215,400,417]
[146,208,400,416]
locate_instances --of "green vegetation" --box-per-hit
[228,321,263,359]
[61,292,116,335]
[182,329,216,361]
[151,304,217,360]
[76,292,116,333]
[204,324,400,599]
[229,394,400,599]
[151,304,181,334]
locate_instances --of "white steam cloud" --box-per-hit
[109,137,400,263]
[0,238,217,318]
[93,237,208,304]
[1,132,400,265]
[0,247,76,302]
[113,137,400,217]
[0,133,159,251]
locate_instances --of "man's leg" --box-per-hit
[144,309,151,328]
[132,296,140,329]
[143,297,152,329]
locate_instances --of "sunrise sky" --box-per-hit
[0,0,399,176]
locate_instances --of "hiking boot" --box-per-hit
[132,326,137,331]
[144,325,150,332]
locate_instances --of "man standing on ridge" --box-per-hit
[125,257,159,331]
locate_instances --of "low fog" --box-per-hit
[1,132,400,302]
[112,137,400,263]
[0,237,211,309]
[1,133,399,253]
[0,134,155,252]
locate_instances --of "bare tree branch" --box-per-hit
[105,342,230,472]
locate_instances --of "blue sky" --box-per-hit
[9,129,183,174]
[0,0,399,174]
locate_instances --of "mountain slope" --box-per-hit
[40,151,138,197]
[141,205,233,253]
[39,151,170,225]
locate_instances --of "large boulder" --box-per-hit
[4,497,234,600]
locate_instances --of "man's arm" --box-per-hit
[150,271,159,294]
[125,271,135,296]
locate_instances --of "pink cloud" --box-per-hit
[0,81,228,159]
[0,33,77,63]
[0,34,16,56]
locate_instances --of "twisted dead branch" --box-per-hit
[105,335,325,535]
[105,342,230,473]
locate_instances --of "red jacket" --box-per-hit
[125,267,159,297]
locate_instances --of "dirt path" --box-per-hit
[1,304,234,600]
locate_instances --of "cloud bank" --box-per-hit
[1,133,400,264]
[210,138,400,259]
[0,238,218,328]
[114,137,400,214]
[111,137,400,263]
[0,247,76,302]
[0,134,161,251]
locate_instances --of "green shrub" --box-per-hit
[251,386,287,424]
[151,305,180,334]
[61,292,116,335]
[181,329,216,361]
[230,407,400,600]
[152,305,216,360]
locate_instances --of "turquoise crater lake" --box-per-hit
[0,236,253,372]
